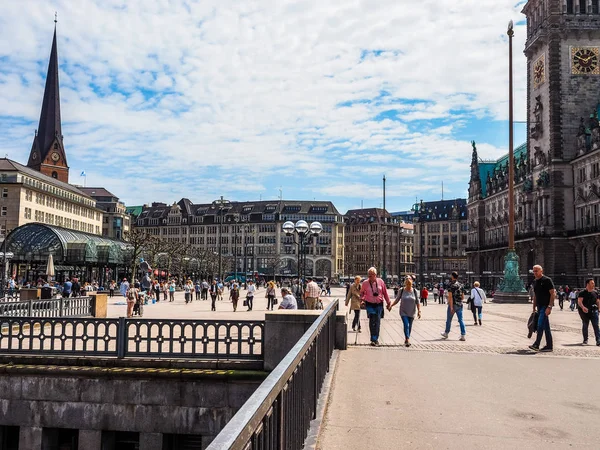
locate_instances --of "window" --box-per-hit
[0,425,20,450]
[1,207,6,216]
[41,427,79,450]
[566,0,574,13]
[1,188,7,198]
[593,0,599,13]
[580,0,587,13]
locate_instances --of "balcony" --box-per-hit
[567,224,600,237]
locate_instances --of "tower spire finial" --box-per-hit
[54,12,57,24]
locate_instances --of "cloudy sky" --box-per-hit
[0,0,528,213]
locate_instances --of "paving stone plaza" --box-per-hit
[105,286,600,449]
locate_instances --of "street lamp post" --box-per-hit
[496,20,527,302]
[0,221,13,297]
[233,214,240,282]
[282,220,323,308]
[212,196,231,282]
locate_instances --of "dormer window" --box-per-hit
[283,205,301,213]
[242,205,254,213]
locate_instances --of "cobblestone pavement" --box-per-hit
[105,287,342,321]
[107,287,599,357]
[319,290,600,450]
[344,291,600,358]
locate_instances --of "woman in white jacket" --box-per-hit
[470,281,486,326]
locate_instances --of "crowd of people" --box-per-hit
[344,264,599,351]
[4,266,599,349]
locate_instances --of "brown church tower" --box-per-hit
[27,24,69,183]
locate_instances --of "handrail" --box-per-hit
[207,299,338,449]
[0,316,264,360]
[0,296,93,317]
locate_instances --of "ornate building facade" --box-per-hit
[413,199,468,286]
[343,208,414,280]
[133,200,344,279]
[81,188,131,239]
[467,0,600,288]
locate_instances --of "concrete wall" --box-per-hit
[0,369,263,450]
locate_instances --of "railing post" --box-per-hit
[28,299,33,316]
[116,316,127,359]
[59,297,64,317]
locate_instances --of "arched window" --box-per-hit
[51,171,58,179]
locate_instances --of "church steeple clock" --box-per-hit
[27,20,69,183]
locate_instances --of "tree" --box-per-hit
[123,229,157,281]
[261,256,286,280]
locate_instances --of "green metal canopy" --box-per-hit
[6,223,131,264]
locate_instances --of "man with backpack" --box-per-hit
[441,272,466,341]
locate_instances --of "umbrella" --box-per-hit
[46,254,55,278]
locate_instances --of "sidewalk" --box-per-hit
[319,297,600,449]
[317,349,600,450]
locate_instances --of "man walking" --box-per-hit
[63,278,72,298]
[420,285,428,306]
[201,279,209,300]
[577,278,600,346]
[360,267,391,347]
[441,272,466,341]
[304,277,320,310]
[246,280,256,311]
[569,289,578,311]
[529,265,556,352]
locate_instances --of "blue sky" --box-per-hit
[0,0,528,214]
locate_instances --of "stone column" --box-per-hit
[140,432,163,450]
[19,426,42,450]
[79,430,102,450]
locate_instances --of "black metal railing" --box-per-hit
[0,297,93,318]
[206,299,338,450]
[0,317,264,360]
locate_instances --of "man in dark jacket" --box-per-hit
[529,265,556,352]
[577,278,600,346]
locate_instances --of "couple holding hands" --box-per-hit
[346,267,421,347]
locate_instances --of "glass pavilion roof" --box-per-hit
[6,223,132,264]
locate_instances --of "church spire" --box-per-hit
[468,140,482,201]
[27,20,69,183]
[470,140,480,181]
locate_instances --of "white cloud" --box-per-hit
[0,0,529,212]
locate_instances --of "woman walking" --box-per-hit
[265,281,276,311]
[345,275,362,332]
[209,280,219,311]
[390,276,421,347]
[230,282,240,312]
[470,281,486,325]
[169,281,175,302]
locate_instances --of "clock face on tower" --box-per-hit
[51,152,60,162]
[533,54,545,88]
[571,47,600,75]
